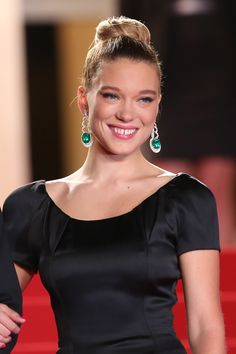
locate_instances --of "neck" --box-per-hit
[78,145,149,184]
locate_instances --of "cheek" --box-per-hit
[89,107,109,134]
[142,109,158,127]
[91,103,116,124]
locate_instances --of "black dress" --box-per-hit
[0,210,22,353]
[2,174,220,354]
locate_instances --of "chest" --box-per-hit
[52,181,168,221]
[38,199,181,295]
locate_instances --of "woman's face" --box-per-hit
[79,58,161,157]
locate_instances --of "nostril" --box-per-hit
[116,111,133,122]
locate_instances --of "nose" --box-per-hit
[116,100,134,122]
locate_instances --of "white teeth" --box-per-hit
[113,127,136,135]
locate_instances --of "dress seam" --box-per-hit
[40,206,74,354]
[45,259,74,354]
[135,205,157,351]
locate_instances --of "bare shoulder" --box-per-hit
[146,162,177,186]
[45,171,81,202]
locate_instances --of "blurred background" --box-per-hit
[0,0,235,353]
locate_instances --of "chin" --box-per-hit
[95,137,141,157]
[106,146,139,158]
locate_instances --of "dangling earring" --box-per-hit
[150,122,161,153]
[81,112,93,148]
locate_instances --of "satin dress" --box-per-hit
[2,174,220,353]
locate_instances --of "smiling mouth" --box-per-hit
[114,127,136,135]
[109,126,138,139]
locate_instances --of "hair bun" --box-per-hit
[94,16,151,45]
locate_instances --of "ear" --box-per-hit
[77,86,88,115]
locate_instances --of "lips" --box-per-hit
[109,126,138,139]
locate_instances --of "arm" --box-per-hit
[0,265,33,349]
[180,249,226,354]
[0,181,45,349]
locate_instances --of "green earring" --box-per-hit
[150,122,161,153]
[81,112,93,148]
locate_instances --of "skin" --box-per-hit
[0,58,226,352]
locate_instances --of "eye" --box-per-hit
[102,92,119,101]
[139,96,154,104]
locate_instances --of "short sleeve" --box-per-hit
[2,181,47,273]
[175,175,220,255]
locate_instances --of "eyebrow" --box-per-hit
[100,86,158,96]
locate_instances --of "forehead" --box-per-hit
[93,58,160,92]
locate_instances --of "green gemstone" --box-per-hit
[82,133,91,144]
[151,138,161,149]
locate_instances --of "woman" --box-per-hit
[0,210,24,352]
[0,16,226,353]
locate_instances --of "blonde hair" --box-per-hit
[94,16,151,45]
[82,16,162,90]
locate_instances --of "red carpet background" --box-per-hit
[12,249,236,353]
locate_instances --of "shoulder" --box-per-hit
[154,172,216,209]
[171,173,216,204]
[172,174,220,253]
[2,181,49,273]
[2,180,47,219]
[45,178,71,203]
[44,173,87,205]
[170,173,218,230]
